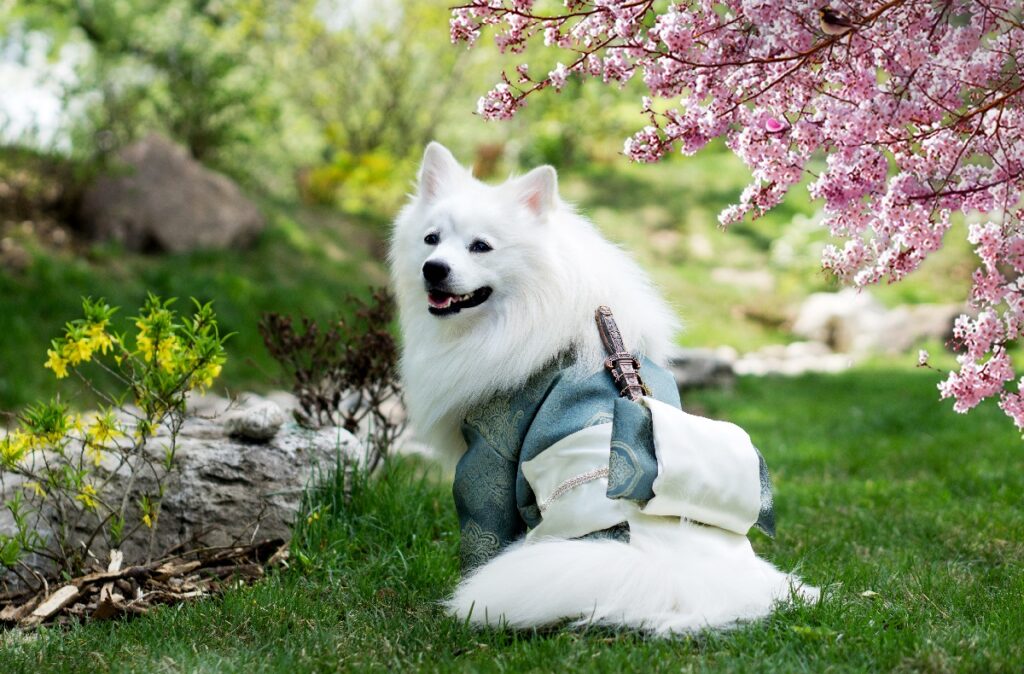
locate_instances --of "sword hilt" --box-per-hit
[594,306,649,402]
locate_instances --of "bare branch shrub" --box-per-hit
[258,288,404,473]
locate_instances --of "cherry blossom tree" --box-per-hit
[451,0,1024,431]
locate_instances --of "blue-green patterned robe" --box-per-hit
[453,356,775,570]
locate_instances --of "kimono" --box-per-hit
[453,355,775,571]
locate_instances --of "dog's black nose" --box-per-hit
[422,260,450,284]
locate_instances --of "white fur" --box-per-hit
[390,142,679,462]
[446,521,819,633]
[391,143,815,634]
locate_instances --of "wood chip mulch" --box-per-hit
[0,538,289,630]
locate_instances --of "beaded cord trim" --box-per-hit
[537,466,610,513]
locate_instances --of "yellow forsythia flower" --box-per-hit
[195,362,223,391]
[44,349,69,379]
[85,444,104,466]
[62,338,94,365]
[22,481,46,498]
[137,333,154,362]
[88,417,122,446]
[87,322,114,354]
[1,435,21,465]
[157,335,180,373]
[75,484,99,510]
[1,431,36,465]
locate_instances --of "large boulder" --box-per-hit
[79,134,265,252]
[135,412,360,561]
[880,304,964,353]
[1,396,360,580]
[734,341,856,376]
[792,289,962,355]
[792,289,889,354]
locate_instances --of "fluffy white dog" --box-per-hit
[390,142,817,633]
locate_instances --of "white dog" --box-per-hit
[390,142,817,633]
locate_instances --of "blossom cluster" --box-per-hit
[1,296,228,576]
[0,400,108,515]
[453,0,1024,430]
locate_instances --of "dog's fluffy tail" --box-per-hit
[445,520,818,634]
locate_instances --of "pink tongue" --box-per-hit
[429,293,454,308]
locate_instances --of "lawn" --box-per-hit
[2,366,1021,673]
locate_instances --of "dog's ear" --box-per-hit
[418,142,462,203]
[512,165,558,217]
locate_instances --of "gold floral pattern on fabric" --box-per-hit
[456,445,517,505]
[606,397,658,501]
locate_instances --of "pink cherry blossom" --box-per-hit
[452,0,1024,434]
[763,117,787,134]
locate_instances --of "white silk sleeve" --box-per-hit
[639,397,761,535]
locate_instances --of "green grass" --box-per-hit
[0,202,387,411]
[3,367,1022,673]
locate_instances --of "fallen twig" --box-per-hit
[0,538,288,630]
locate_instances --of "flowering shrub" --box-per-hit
[452,0,1024,431]
[0,296,227,583]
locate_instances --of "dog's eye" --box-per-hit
[469,240,492,253]
[424,233,440,245]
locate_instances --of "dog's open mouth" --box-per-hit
[427,287,492,316]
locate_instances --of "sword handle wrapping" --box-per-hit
[594,306,649,403]
[595,305,624,355]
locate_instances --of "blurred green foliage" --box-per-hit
[5,1,282,176]
[0,0,981,415]
[0,199,385,410]
[0,0,656,214]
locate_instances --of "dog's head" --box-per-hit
[390,142,680,460]
[390,142,559,323]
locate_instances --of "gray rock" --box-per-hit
[667,347,737,389]
[879,304,963,354]
[1,410,361,580]
[734,341,856,377]
[185,391,233,417]
[263,390,299,414]
[224,401,285,442]
[792,289,962,355]
[79,134,265,252]
[145,420,360,559]
[792,289,888,354]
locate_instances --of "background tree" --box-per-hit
[281,0,470,216]
[5,0,286,179]
[452,0,1024,431]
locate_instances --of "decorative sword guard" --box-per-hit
[594,305,649,402]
